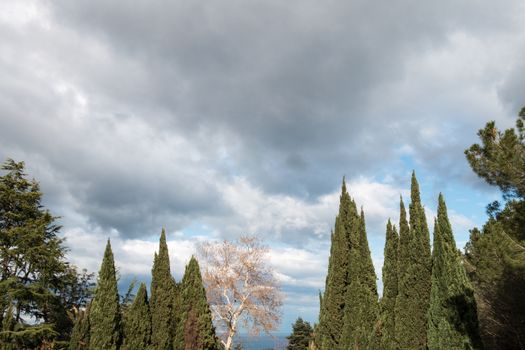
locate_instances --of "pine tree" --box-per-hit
[370,220,399,350]
[340,206,378,349]
[70,305,90,350]
[176,256,218,350]
[89,240,122,350]
[317,180,352,350]
[151,229,176,350]
[395,174,431,349]
[427,195,482,350]
[287,318,313,350]
[122,283,151,350]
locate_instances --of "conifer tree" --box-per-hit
[370,220,399,349]
[70,305,90,350]
[287,318,313,350]
[89,240,122,350]
[317,180,352,350]
[395,174,431,349]
[122,283,151,350]
[150,229,176,350]
[427,195,482,350]
[176,257,218,350]
[340,206,378,349]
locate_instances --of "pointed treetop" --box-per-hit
[411,171,421,204]
[436,193,452,240]
[399,197,407,221]
[438,193,446,211]
[136,282,148,301]
[104,239,113,259]
[188,255,199,270]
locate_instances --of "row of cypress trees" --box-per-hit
[70,229,219,350]
[317,173,482,350]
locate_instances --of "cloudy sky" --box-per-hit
[1,0,524,333]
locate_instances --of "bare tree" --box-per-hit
[197,236,283,350]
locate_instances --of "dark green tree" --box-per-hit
[150,229,177,350]
[0,159,88,347]
[465,107,525,203]
[395,174,431,350]
[427,195,482,349]
[465,106,525,242]
[176,257,218,350]
[286,317,313,350]
[370,220,398,350]
[122,283,151,350]
[317,180,352,350]
[70,304,91,350]
[465,220,525,349]
[464,106,525,348]
[89,240,122,350]
[340,207,378,349]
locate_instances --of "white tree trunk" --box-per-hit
[224,328,236,350]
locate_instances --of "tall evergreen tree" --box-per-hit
[370,220,399,350]
[427,195,482,349]
[340,206,378,349]
[89,240,122,350]
[175,257,217,350]
[465,107,525,348]
[287,318,313,350]
[150,229,176,350]
[0,159,80,346]
[317,180,352,350]
[395,174,432,350]
[122,283,151,350]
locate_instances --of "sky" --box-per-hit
[1,0,524,334]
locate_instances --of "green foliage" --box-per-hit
[287,317,313,350]
[317,179,378,350]
[465,108,525,201]
[427,195,482,350]
[395,174,431,350]
[177,256,218,350]
[0,159,93,347]
[317,180,352,350]
[465,221,525,349]
[150,229,177,350]
[370,220,398,350]
[122,283,151,350]
[340,208,378,349]
[89,240,122,350]
[464,107,525,349]
[70,305,91,350]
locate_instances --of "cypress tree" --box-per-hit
[317,180,352,350]
[122,283,151,350]
[89,240,122,350]
[395,174,431,349]
[427,194,482,349]
[70,305,90,350]
[176,257,218,350]
[340,206,378,349]
[150,229,176,350]
[370,220,399,350]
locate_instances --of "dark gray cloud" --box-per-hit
[0,0,524,241]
